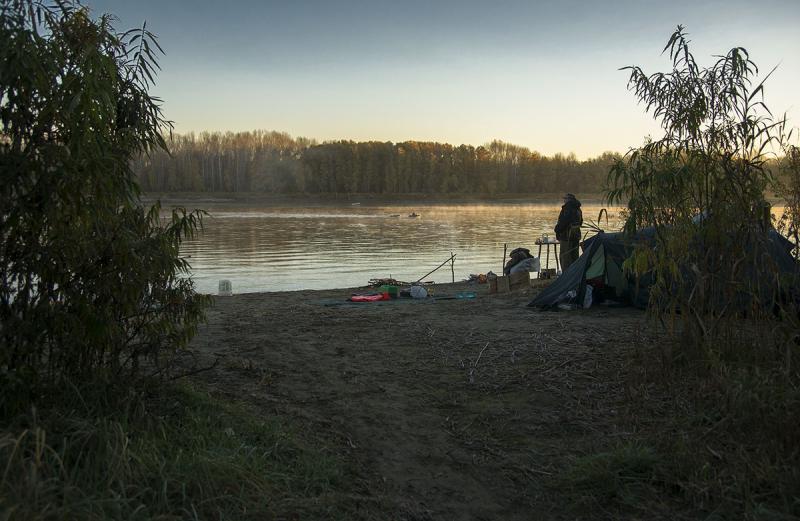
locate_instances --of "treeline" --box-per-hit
[133,130,621,195]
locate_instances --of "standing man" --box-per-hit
[554,193,583,271]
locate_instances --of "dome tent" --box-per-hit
[528,229,655,310]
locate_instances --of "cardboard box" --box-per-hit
[539,268,556,279]
[488,271,531,294]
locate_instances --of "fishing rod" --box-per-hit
[415,253,457,283]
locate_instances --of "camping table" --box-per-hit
[535,239,560,277]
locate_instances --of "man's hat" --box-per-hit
[563,193,576,200]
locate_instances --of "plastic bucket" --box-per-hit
[379,285,398,298]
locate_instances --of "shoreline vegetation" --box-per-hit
[133,133,620,196]
[133,132,793,200]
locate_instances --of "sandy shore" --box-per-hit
[188,280,656,519]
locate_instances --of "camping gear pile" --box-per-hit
[503,247,540,275]
[368,277,415,287]
[349,283,429,302]
[466,273,489,284]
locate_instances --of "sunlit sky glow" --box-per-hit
[89,0,799,158]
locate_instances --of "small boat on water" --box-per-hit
[408,212,420,218]
[388,214,401,218]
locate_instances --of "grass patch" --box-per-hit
[590,329,800,520]
[559,443,667,514]
[557,323,800,520]
[0,383,366,521]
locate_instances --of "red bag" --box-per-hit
[348,292,390,302]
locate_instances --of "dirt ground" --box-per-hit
[188,280,658,520]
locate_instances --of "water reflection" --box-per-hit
[179,204,623,294]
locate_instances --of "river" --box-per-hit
[178,202,623,294]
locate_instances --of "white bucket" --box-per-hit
[410,285,428,299]
[218,280,233,296]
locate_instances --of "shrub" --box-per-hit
[604,26,800,518]
[607,26,800,359]
[0,0,209,413]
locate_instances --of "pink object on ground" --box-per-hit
[348,292,391,302]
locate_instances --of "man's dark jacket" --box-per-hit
[554,199,583,241]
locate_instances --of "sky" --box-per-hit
[88,0,800,159]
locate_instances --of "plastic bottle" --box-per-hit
[582,285,593,308]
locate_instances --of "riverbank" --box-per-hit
[184,281,799,519]
[186,281,676,519]
[6,281,794,519]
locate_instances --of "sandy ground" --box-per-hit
[188,280,658,520]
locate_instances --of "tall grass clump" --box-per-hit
[0,385,351,521]
[606,26,800,517]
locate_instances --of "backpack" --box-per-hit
[504,247,533,275]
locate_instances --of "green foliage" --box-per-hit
[0,0,209,413]
[607,26,799,345]
[560,443,661,510]
[0,384,351,520]
[604,26,800,519]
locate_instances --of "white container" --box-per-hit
[582,284,593,308]
[218,280,233,296]
[410,285,428,299]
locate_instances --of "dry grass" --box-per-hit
[576,318,800,520]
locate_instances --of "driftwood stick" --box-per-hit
[468,342,491,384]
[474,342,490,368]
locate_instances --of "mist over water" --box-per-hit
[180,203,623,294]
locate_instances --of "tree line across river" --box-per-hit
[133,130,624,195]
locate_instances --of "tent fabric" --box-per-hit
[585,244,605,280]
[528,230,654,309]
[528,226,799,310]
[527,241,595,309]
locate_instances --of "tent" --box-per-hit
[528,227,799,310]
[527,229,654,309]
